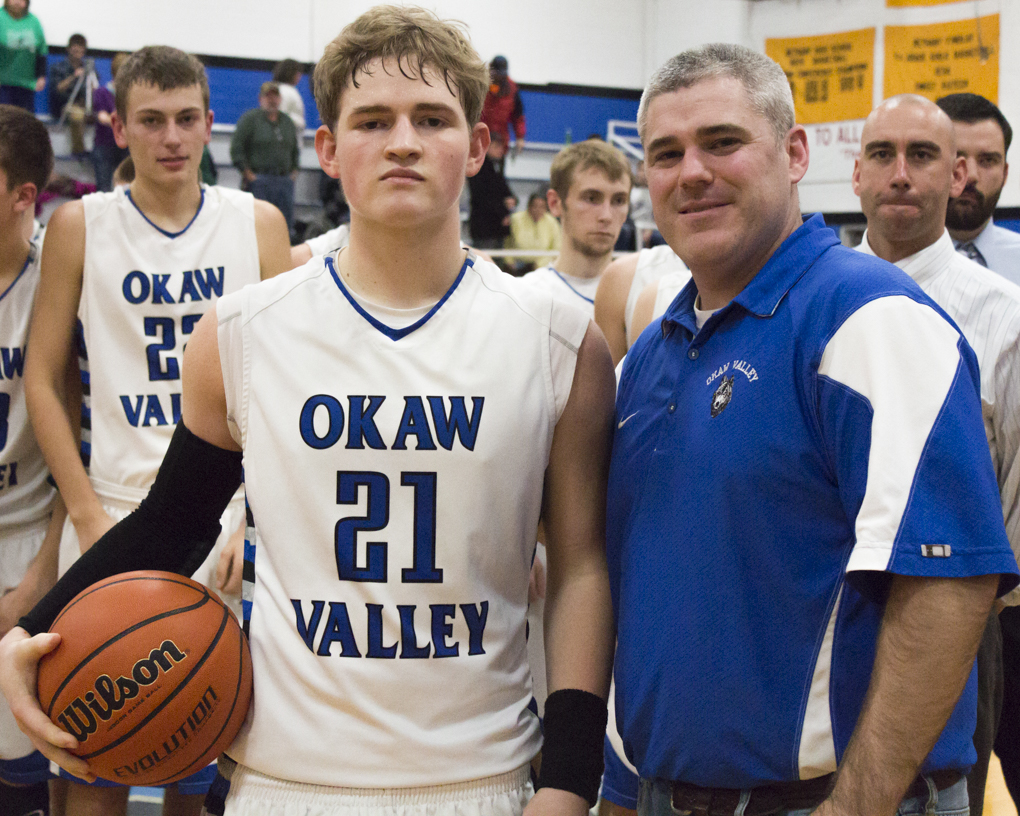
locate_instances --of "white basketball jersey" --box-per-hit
[303,223,350,257]
[216,253,588,788]
[522,265,600,317]
[625,245,688,347]
[79,186,261,499]
[0,243,55,529]
[653,268,692,321]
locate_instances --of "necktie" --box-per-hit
[956,241,988,267]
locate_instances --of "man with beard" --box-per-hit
[936,94,1020,286]
[523,140,631,316]
[938,91,1020,813]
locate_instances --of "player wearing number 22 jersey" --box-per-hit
[78,185,260,497]
[215,248,587,787]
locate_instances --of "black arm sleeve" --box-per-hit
[35,53,46,80]
[19,422,243,635]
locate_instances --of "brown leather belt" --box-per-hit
[669,769,963,816]
[670,774,834,816]
[902,769,964,801]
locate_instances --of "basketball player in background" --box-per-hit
[20,47,291,816]
[522,140,631,314]
[2,8,615,816]
[0,104,65,816]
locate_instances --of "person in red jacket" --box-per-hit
[482,55,525,158]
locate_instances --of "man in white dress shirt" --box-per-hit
[935,93,1020,286]
[853,94,1020,816]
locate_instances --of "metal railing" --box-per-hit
[607,120,643,161]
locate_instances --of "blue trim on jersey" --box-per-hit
[324,253,471,340]
[552,268,595,304]
[0,249,32,304]
[126,187,206,239]
[0,750,49,785]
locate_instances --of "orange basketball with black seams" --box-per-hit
[36,570,253,787]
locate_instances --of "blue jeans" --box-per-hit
[92,143,128,192]
[638,776,969,816]
[249,174,294,234]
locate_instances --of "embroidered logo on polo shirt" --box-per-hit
[710,375,734,417]
[921,544,951,558]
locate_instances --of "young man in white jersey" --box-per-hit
[1,8,616,816]
[522,140,631,315]
[20,46,292,816]
[0,104,65,816]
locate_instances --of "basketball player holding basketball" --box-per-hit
[522,140,631,315]
[19,47,291,816]
[1,8,615,816]
[0,105,65,816]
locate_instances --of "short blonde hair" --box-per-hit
[549,139,632,201]
[314,5,488,132]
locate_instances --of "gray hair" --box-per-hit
[638,43,795,144]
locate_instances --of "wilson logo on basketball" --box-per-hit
[57,640,187,742]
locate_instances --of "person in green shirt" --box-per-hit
[230,81,299,238]
[0,0,45,112]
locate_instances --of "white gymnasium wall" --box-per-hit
[38,0,647,89]
[747,0,1020,211]
[646,0,751,81]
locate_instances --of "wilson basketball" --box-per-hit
[37,571,253,787]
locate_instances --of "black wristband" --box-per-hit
[536,688,608,806]
[19,422,242,636]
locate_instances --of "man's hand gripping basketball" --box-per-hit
[0,626,96,782]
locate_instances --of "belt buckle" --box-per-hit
[670,786,713,816]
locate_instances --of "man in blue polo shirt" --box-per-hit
[608,43,1019,816]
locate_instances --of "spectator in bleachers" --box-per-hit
[48,33,93,157]
[89,51,130,191]
[467,130,517,252]
[0,0,45,111]
[506,191,560,274]
[481,55,525,159]
[199,144,217,185]
[273,58,306,137]
[231,80,299,238]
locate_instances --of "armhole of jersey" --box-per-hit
[216,295,247,450]
[547,298,589,424]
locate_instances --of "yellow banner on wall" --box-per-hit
[887,0,967,8]
[884,16,998,102]
[766,29,875,125]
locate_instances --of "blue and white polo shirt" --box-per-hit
[607,214,1018,789]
